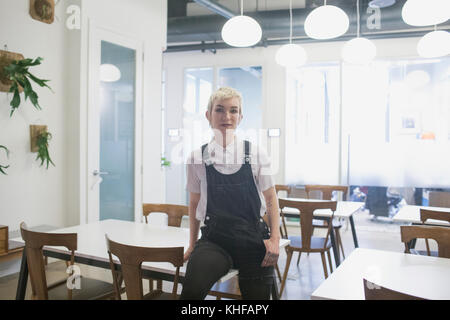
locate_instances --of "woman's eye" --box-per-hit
[231,109,238,113]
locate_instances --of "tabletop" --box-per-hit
[311,248,450,300]
[279,198,365,219]
[393,205,450,226]
[13,219,290,282]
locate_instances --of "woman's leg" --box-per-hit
[180,239,233,300]
[238,266,274,300]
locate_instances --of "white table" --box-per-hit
[311,248,450,300]
[15,219,290,299]
[279,198,365,266]
[393,205,450,226]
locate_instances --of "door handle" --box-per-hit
[93,170,109,176]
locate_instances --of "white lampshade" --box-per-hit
[402,0,450,27]
[221,15,262,47]
[305,5,349,40]
[275,44,308,68]
[368,0,395,8]
[100,64,121,82]
[417,30,450,58]
[342,37,377,64]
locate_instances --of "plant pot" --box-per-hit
[0,50,24,93]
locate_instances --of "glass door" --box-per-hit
[87,25,143,222]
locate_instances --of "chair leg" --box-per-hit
[335,228,345,259]
[296,252,302,266]
[279,250,293,297]
[275,263,282,282]
[149,279,154,292]
[326,250,333,273]
[425,238,431,256]
[320,252,328,279]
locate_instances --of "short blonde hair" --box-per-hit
[207,87,243,114]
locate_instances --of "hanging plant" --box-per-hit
[161,156,171,168]
[3,57,52,117]
[0,145,9,175]
[35,131,55,169]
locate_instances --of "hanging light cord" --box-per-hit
[357,0,360,38]
[289,0,293,44]
[240,0,243,16]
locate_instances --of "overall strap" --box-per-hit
[201,143,209,165]
[244,140,251,164]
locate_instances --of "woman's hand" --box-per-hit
[261,237,280,267]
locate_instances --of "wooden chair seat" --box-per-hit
[209,276,241,300]
[47,277,115,300]
[312,219,342,229]
[288,235,332,251]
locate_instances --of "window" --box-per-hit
[286,56,450,189]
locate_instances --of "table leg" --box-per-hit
[349,215,359,248]
[329,220,340,267]
[16,250,28,300]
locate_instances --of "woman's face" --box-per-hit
[206,97,242,136]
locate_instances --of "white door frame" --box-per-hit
[85,21,143,223]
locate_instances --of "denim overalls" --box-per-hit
[180,141,274,300]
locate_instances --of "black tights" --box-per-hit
[180,240,273,300]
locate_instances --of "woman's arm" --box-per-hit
[261,186,281,267]
[184,192,201,262]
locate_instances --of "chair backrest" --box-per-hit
[305,185,348,201]
[20,222,77,300]
[278,199,337,250]
[428,191,450,208]
[105,234,184,300]
[420,208,450,224]
[400,225,450,258]
[363,279,425,300]
[142,204,188,227]
[275,184,291,197]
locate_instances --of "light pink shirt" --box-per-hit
[186,138,274,222]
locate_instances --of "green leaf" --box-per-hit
[10,87,21,117]
[0,165,9,175]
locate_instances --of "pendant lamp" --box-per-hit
[402,0,449,27]
[275,0,307,68]
[342,0,376,64]
[221,0,262,47]
[100,64,121,82]
[304,0,349,40]
[417,28,450,58]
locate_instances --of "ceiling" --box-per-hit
[166,0,450,52]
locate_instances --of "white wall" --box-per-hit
[163,37,424,202]
[0,0,167,234]
[0,0,69,231]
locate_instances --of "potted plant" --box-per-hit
[35,131,55,169]
[1,56,52,116]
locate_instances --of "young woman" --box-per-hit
[180,87,280,300]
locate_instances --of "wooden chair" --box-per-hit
[142,203,189,227]
[429,191,450,208]
[400,225,450,259]
[278,199,337,296]
[305,185,348,261]
[419,208,450,256]
[105,234,183,300]
[363,279,426,300]
[20,222,115,300]
[142,203,188,291]
[142,203,241,300]
[275,184,291,239]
